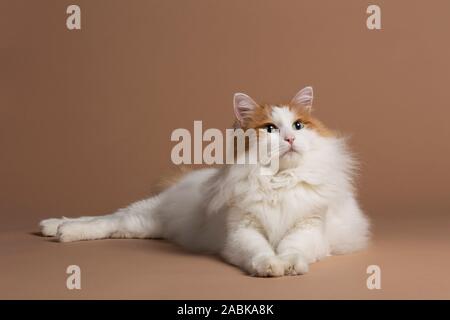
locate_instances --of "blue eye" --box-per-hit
[293,121,304,130]
[265,124,277,133]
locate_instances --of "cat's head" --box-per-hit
[233,86,333,170]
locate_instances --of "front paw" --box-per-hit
[278,253,309,276]
[251,255,288,277]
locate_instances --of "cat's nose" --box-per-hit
[284,136,295,145]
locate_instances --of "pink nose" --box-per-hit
[284,136,295,145]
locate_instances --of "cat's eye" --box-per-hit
[293,120,304,130]
[265,124,277,133]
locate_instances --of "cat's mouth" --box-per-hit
[280,147,299,157]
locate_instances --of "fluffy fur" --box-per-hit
[40,86,370,277]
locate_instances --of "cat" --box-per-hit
[39,86,370,277]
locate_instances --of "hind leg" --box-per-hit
[39,196,163,242]
[325,196,370,255]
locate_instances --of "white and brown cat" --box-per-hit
[40,86,370,277]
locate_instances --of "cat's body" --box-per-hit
[40,87,370,277]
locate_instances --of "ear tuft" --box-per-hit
[291,86,313,111]
[233,93,259,122]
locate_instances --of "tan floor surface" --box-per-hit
[1,212,450,299]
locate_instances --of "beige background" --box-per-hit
[1,0,450,299]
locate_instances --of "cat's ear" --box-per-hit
[290,86,313,111]
[233,93,259,123]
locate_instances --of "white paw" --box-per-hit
[39,218,65,236]
[278,253,309,276]
[251,255,288,277]
[56,222,86,242]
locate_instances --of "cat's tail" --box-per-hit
[39,195,163,242]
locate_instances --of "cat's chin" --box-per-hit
[279,150,302,169]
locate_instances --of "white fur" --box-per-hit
[40,91,370,277]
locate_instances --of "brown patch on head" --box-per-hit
[230,103,273,159]
[289,104,335,137]
[235,101,334,137]
[237,103,273,131]
[230,100,335,160]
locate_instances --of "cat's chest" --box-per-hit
[256,176,328,214]
[239,181,328,244]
